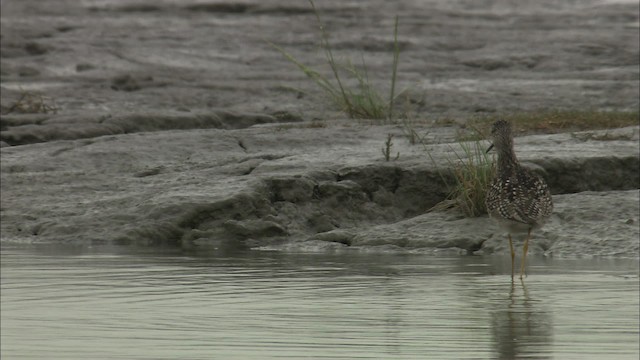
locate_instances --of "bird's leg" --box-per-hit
[508,234,515,279]
[519,228,533,279]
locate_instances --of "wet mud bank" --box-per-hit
[1,123,638,257]
[172,157,640,255]
[145,150,640,256]
[1,0,638,257]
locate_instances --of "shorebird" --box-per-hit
[485,120,553,279]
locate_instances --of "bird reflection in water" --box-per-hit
[491,280,553,359]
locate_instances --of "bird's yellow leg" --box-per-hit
[519,228,532,279]
[508,234,515,279]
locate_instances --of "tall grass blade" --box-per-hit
[308,0,353,116]
[388,15,400,121]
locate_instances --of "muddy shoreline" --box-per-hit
[1,0,639,256]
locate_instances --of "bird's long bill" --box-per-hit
[486,143,494,153]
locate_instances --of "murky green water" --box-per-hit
[1,246,638,359]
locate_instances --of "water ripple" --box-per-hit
[1,248,638,359]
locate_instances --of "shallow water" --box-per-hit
[1,246,638,360]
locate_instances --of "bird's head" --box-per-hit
[486,120,513,153]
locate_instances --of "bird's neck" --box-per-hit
[497,147,519,173]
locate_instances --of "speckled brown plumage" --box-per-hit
[485,120,553,279]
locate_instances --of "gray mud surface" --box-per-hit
[1,0,639,257]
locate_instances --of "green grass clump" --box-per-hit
[425,134,495,217]
[271,0,401,121]
[446,140,496,217]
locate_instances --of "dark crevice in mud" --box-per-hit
[241,166,257,176]
[236,138,248,152]
[338,165,403,196]
[134,166,164,178]
[239,154,289,162]
[89,2,351,16]
[183,3,252,13]
[540,156,639,194]
[0,110,302,146]
[48,146,74,157]
[390,167,403,193]
[88,4,163,13]
[265,177,316,203]
[183,3,349,15]
[48,139,94,157]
